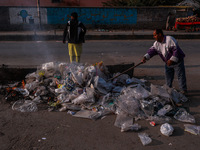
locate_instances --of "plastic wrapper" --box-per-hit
[121,123,141,132]
[94,76,113,94]
[138,133,152,146]
[59,103,81,112]
[170,89,188,103]
[114,111,133,128]
[116,96,140,117]
[12,100,38,112]
[32,96,42,104]
[57,94,70,103]
[148,115,171,124]
[184,124,200,135]
[151,84,171,99]
[112,86,124,93]
[160,123,174,136]
[72,87,95,105]
[126,77,146,85]
[157,105,173,116]
[14,88,29,96]
[123,84,151,100]
[73,110,100,120]
[174,108,196,123]
[140,100,155,116]
[113,74,129,86]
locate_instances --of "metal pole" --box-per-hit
[37,0,42,29]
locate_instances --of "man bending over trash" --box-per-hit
[141,29,187,95]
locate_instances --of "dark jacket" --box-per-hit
[63,19,86,44]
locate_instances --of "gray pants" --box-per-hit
[165,60,187,91]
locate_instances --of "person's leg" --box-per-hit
[165,64,175,88]
[74,43,82,63]
[175,60,187,92]
[68,43,76,63]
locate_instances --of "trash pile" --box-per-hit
[1,61,199,146]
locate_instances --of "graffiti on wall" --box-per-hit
[17,9,31,23]
[9,8,47,24]
[47,7,137,25]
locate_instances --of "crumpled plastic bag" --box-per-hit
[157,105,173,116]
[116,96,140,117]
[114,111,133,128]
[122,84,151,100]
[94,76,113,94]
[160,123,174,136]
[121,123,141,132]
[12,100,38,112]
[184,124,200,135]
[138,133,152,146]
[151,84,171,99]
[72,87,95,105]
[174,108,195,123]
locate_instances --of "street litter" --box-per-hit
[1,61,197,144]
[138,133,152,146]
[184,124,200,135]
[160,123,174,136]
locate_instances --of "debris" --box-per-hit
[184,124,200,135]
[1,61,194,135]
[138,133,152,146]
[160,123,174,136]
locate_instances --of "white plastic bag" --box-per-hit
[160,123,174,136]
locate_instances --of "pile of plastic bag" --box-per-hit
[2,61,198,145]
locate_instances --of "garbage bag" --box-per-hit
[160,123,174,136]
[138,133,152,146]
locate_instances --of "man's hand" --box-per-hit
[167,60,174,66]
[141,57,147,63]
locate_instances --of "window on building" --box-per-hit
[52,0,62,3]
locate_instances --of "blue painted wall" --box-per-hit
[47,7,137,25]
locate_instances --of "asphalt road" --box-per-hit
[0,40,199,66]
[0,40,200,150]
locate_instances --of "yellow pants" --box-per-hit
[68,43,82,63]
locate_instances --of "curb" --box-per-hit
[0,34,200,41]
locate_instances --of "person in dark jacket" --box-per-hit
[63,12,86,63]
[142,29,187,94]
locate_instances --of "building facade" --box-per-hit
[0,0,106,7]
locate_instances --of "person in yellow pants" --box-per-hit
[68,43,82,63]
[63,12,86,63]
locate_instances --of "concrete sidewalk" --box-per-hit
[0,29,200,41]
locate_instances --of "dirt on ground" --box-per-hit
[0,65,200,150]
